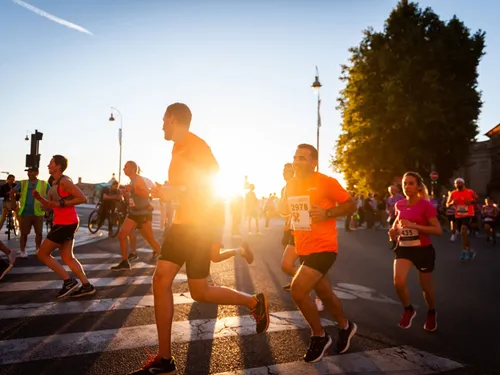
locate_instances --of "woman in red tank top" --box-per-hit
[33,155,96,299]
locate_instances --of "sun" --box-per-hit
[213,171,244,201]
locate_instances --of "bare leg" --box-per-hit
[117,218,137,260]
[37,239,70,280]
[59,239,89,284]
[418,272,435,310]
[393,259,413,307]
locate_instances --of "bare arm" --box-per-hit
[446,191,454,207]
[60,178,87,206]
[327,197,357,218]
[103,192,121,201]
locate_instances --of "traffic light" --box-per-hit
[25,130,43,169]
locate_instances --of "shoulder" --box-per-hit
[395,200,405,209]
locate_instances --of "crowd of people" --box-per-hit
[0,102,492,374]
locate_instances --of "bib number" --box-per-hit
[456,205,468,216]
[399,228,421,247]
[289,195,311,231]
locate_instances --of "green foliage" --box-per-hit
[332,0,485,194]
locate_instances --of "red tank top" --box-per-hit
[50,180,79,225]
[450,189,475,218]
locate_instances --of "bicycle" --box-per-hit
[5,209,19,241]
[88,201,127,237]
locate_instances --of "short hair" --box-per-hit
[166,103,192,128]
[53,155,68,173]
[126,161,138,172]
[7,174,14,180]
[297,144,318,160]
[112,180,119,186]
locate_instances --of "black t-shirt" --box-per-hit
[101,187,120,208]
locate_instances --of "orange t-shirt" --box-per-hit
[450,189,475,218]
[286,172,351,255]
[168,132,219,225]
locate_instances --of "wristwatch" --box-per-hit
[59,199,66,207]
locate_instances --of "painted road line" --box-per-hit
[0,293,194,320]
[214,346,464,374]
[54,253,122,260]
[0,310,334,365]
[9,262,155,274]
[0,274,187,292]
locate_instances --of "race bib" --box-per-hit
[484,217,494,222]
[456,205,468,215]
[289,195,311,231]
[128,198,135,208]
[399,228,421,247]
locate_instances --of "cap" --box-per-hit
[25,167,39,173]
[454,178,465,184]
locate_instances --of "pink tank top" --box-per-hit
[49,178,79,225]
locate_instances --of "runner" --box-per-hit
[0,240,16,280]
[446,178,478,261]
[33,155,96,298]
[280,162,295,291]
[11,167,50,258]
[388,171,442,331]
[128,103,269,375]
[110,161,161,270]
[481,197,498,244]
[280,143,357,362]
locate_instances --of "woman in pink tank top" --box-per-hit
[33,155,96,299]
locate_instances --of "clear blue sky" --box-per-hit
[1,0,498,197]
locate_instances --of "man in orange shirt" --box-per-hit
[129,103,269,375]
[280,144,357,363]
[446,178,478,261]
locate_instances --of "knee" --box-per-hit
[61,254,74,265]
[393,276,406,290]
[189,287,208,303]
[152,270,173,291]
[281,261,294,276]
[290,283,307,302]
[460,225,468,234]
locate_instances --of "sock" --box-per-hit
[404,304,414,311]
[83,282,90,288]
[63,278,73,284]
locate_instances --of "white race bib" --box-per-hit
[456,205,468,215]
[484,217,494,222]
[289,195,311,231]
[128,198,135,208]
[399,227,421,247]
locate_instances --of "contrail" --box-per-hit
[12,0,93,35]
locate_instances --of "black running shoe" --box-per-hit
[70,284,96,298]
[57,278,79,299]
[0,258,13,281]
[128,355,177,375]
[250,293,269,334]
[337,320,357,354]
[304,332,332,363]
[128,253,139,262]
[110,259,131,271]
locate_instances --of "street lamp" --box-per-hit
[108,107,123,184]
[311,66,322,171]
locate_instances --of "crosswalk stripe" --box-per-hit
[54,253,121,260]
[0,293,194,319]
[213,345,464,375]
[9,262,155,275]
[0,274,187,292]
[0,310,335,365]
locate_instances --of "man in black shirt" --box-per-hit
[0,175,20,231]
[98,180,122,232]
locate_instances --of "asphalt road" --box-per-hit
[0,217,498,375]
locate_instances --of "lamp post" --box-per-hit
[311,66,322,171]
[108,107,123,184]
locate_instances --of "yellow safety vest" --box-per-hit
[19,180,47,216]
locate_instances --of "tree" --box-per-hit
[332,0,485,194]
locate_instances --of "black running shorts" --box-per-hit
[128,213,153,229]
[455,216,473,229]
[47,223,79,245]
[299,252,337,275]
[160,224,213,279]
[395,245,435,273]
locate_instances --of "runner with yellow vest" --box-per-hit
[12,167,49,258]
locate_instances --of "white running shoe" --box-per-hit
[18,250,28,259]
[315,297,324,312]
[450,234,456,242]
